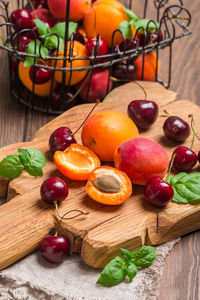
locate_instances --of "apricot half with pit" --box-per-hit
[114,137,169,185]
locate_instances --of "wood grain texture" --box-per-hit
[0,0,199,298]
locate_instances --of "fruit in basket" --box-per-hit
[112,61,136,80]
[134,52,158,81]
[54,144,101,180]
[172,146,197,171]
[144,176,174,207]
[86,166,132,205]
[40,177,68,204]
[29,62,52,84]
[115,38,138,52]
[114,137,169,185]
[18,61,56,96]
[40,235,69,264]
[128,100,159,129]
[52,41,90,86]
[86,37,108,60]
[76,69,112,102]
[49,127,77,152]
[30,8,56,29]
[14,34,32,52]
[50,85,76,110]
[83,0,127,48]
[81,111,139,161]
[10,9,33,30]
[73,27,88,45]
[136,30,163,46]
[33,0,48,9]
[48,0,91,21]
[163,116,190,142]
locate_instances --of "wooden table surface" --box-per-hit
[0,0,199,299]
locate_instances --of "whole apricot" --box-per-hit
[81,110,139,161]
[83,0,127,48]
[18,61,56,96]
[48,0,91,22]
[114,137,169,185]
[134,52,159,81]
[52,41,90,86]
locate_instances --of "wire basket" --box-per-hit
[0,0,191,114]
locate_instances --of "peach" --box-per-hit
[81,111,139,161]
[48,0,91,21]
[114,137,169,185]
[76,69,113,102]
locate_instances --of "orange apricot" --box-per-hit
[134,52,159,81]
[81,110,139,161]
[54,144,101,181]
[83,0,127,48]
[51,41,90,86]
[86,166,132,205]
[18,61,56,97]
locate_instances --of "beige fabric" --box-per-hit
[0,239,179,300]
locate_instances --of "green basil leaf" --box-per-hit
[50,22,78,39]
[120,248,133,262]
[124,8,137,20]
[132,18,160,33]
[25,164,43,177]
[44,35,64,51]
[175,183,200,202]
[33,19,50,36]
[131,246,156,268]
[119,20,133,39]
[126,261,138,282]
[26,148,46,168]
[96,257,126,287]
[24,40,49,67]
[18,149,31,166]
[170,172,188,186]
[172,189,189,204]
[0,155,24,179]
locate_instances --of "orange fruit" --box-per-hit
[81,110,139,161]
[52,41,90,86]
[83,0,127,48]
[18,61,56,97]
[134,52,159,81]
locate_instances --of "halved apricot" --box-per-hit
[54,144,101,180]
[86,166,132,205]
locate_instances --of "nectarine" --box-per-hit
[114,137,169,185]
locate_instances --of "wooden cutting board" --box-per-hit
[1,81,200,270]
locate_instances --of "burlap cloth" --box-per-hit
[0,239,179,300]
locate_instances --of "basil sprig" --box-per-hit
[24,20,78,67]
[167,172,200,204]
[97,246,156,287]
[0,148,46,178]
[119,8,160,39]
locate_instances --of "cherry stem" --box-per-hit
[54,231,58,237]
[110,78,147,100]
[166,153,176,182]
[134,81,147,100]
[54,201,89,223]
[163,110,174,117]
[28,0,37,18]
[188,114,200,149]
[0,34,5,44]
[72,99,100,136]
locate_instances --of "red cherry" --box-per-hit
[33,0,48,9]
[173,146,197,171]
[86,37,108,60]
[49,127,77,152]
[115,38,137,52]
[112,61,136,80]
[50,85,76,110]
[39,235,69,264]
[40,177,68,204]
[144,176,174,207]
[163,116,190,142]
[10,9,32,30]
[29,62,52,84]
[14,34,32,52]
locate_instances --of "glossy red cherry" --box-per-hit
[128,100,158,129]
[73,31,85,45]
[86,37,108,60]
[30,9,56,29]
[112,61,136,80]
[144,176,174,207]
[40,177,68,204]
[50,85,76,110]
[10,9,32,30]
[163,116,190,142]
[33,0,48,9]
[15,35,32,52]
[29,62,52,84]
[49,127,77,152]
[173,146,197,171]
[39,235,69,264]
[115,38,137,52]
